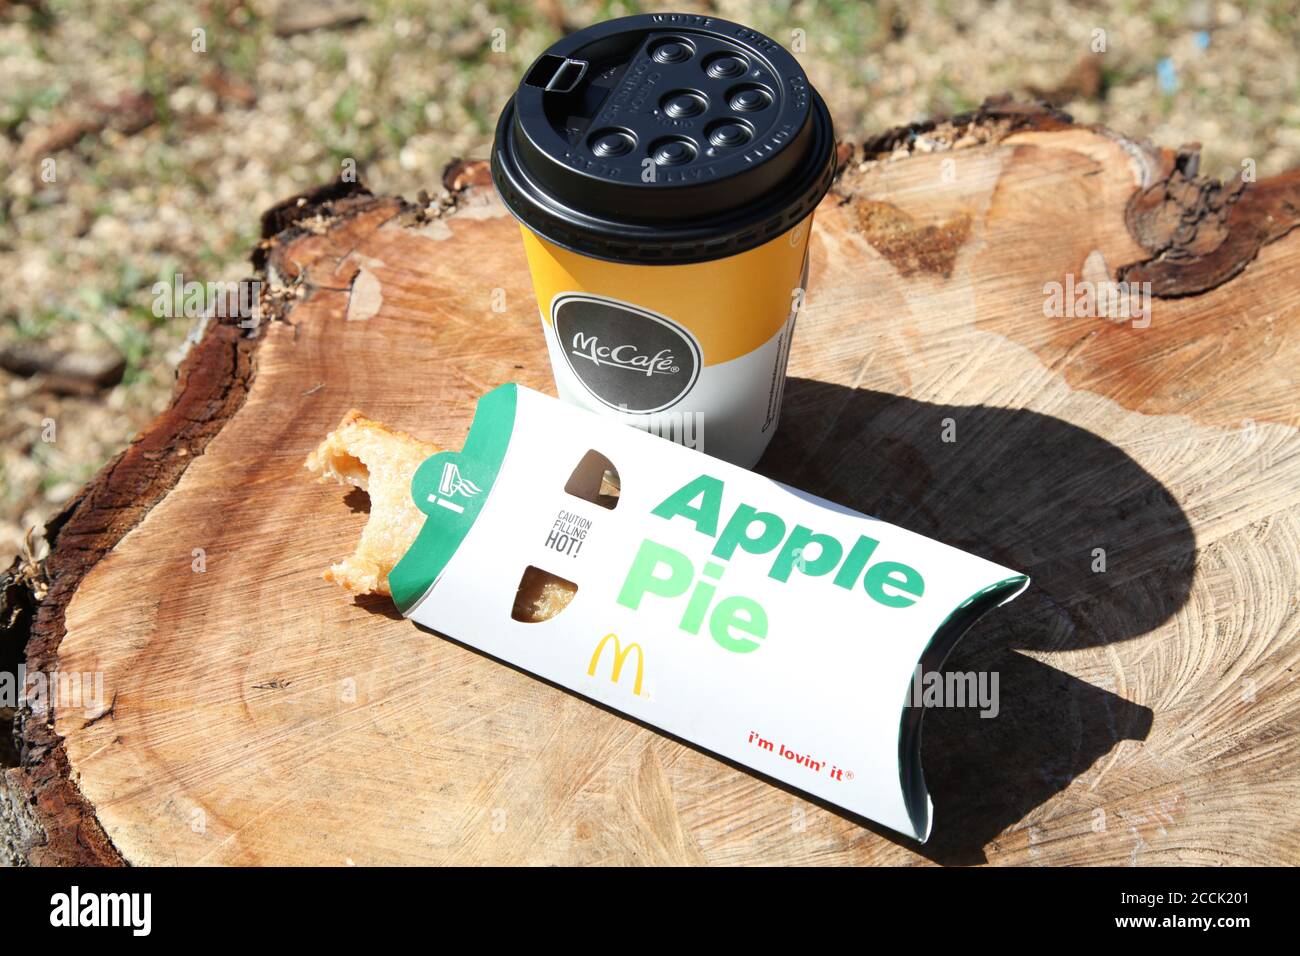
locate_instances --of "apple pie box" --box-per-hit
[389,384,1028,841]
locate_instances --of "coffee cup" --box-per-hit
[492,12,835,466]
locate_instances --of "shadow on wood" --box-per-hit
[755,378,1188,861]
[919,652,1152,864]
[766,379,1196,652]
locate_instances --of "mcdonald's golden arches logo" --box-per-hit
[587,633,644,696]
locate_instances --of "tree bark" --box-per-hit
[3,98,1298,866]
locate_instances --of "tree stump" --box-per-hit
[4,99,1298,866]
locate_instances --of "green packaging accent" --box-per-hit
[388,384,518,613]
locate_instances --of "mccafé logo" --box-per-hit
[616,474,927,654]
[553,293,700,414]
[570,334,677,377]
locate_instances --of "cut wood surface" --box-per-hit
[4,98,1299,866]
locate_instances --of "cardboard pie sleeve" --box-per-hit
[382,384,1028,842]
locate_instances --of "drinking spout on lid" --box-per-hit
[523,54,588,93]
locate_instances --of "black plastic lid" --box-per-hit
[491,13,836,265]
